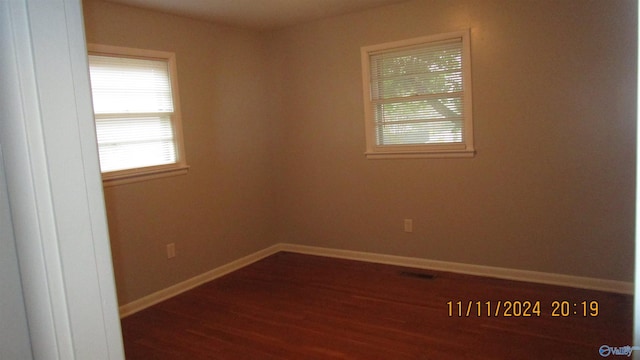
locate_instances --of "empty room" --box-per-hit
[80,0,636,358]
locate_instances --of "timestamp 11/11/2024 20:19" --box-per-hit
[446,300,599,318]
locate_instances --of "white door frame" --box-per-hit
[635,3,640,356]
[0,0,124,358]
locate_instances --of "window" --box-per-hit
[87,44,188,186]
[361,30,474,159]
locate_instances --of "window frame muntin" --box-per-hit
[361,30,475,159]
[87,44,189,186]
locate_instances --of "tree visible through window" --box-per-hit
[361,31,474,158]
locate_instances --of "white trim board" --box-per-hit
[118,245,281,317]
[280,244,633,295]
[119,243,633,317]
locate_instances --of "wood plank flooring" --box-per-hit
[120,252,632,359]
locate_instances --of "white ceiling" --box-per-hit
[104,0,409,31]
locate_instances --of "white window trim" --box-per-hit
[87,44,189,186]
[361,30,475,159]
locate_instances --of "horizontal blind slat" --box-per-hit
[89,55,174,114]
[88,51,180,173]
[94,114,176,172]
[369,36,465,147]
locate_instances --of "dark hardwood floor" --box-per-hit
[120,252,632,359]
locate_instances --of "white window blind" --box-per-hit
[94,116,176,172]
[88,53,179,173]
[361,31,474,158]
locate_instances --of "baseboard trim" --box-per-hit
[119,243,632,317]
[278,243,634,295]
[118,244,282,318]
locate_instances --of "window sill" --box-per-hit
[102,164,190,187]
[365,149,476,159]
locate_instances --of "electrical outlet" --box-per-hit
[166,243,176,259]
[404,219,413,233]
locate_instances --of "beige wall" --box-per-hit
[83,0,636,305]
[83,0,280,304]
[270,0,636,281]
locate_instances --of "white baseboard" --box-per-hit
[118,244,282,318]
[278,243,634,295]
[119,243,633,317]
